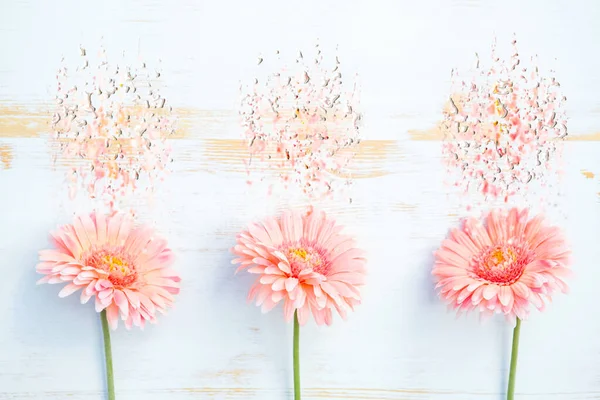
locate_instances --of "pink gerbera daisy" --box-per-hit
[232,207,367,326]
[433,207,571,324]
[232,207,366,399]
[36,211,181,330]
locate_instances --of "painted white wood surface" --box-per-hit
[1,0,600,399]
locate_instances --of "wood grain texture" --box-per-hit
[2,0,600,399]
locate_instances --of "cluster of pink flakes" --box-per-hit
[52,46,175,213]
[239,45,362,199]
[441,39,568,205]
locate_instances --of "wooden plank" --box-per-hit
[2,0,600,399]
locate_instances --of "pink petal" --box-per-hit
[114,290,129,319]
[79,214,98,246]
[80,290,93,304]
[58,283,81,298]
[440,239,472,262]
[271,277,286,291]
[285,277,298,292]
[485,296,498,310]
[36,276,51,285]
[95,212,108,245]
[293,286,307,308]
[248,222,271,244]
[467,280,485,292]
[303,210,323,243]
[115,215,134,246]
[324,307,333,326]
[247,266,266,274]
[262,217,284,246]
[452,277,474,291]
[252,257,276,268]
[72,216,93,250]
[482,284,499,300]
[432,265,469,278]
[39,249,74,263]
[106,303,119,330]
[107,213,125,245]
[471,285,486,305]
[485,209,505,244]
[277,261,292,274]
[261,297,278,313]
[296,302,310,326]
[511,281,530,299]
[272,290,285,303]
[498,286,514,308]
[95,296,108,312]
[456,287,472,304]
[283,299,295,322]
[264,266,286,276]
[311,305,326,326]
[60,266,82,276]
[280,210,296,243]
[260,275,279,285]
[315,292,327,309]
[291,210,303,243]
[98,288,114,300]
[255,285,272,306]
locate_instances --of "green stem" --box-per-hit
[293,310,301,400]
[507,318,521,400]
[100,310,116,400]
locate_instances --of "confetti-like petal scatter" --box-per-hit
[441,39,567,205]
[239,45,362,199]
[52,47,175,212]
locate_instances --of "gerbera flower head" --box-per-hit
[36,212,181,330]
[433,208,571,324]
[232,207,366,326]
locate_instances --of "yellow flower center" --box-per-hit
[473,244,530,285]
[101,254,130,275]
[285,245,329,277]
[84,248,139,288]
[486,248,516,269]
[290,248,309,261]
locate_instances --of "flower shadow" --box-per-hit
[205,228,290,390]
[12,226,97,348]
[416,246,440,306]
[498,322,512,399]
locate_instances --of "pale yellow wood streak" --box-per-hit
[203,369,257,384]
[0,144,13,169]
[408,125,444,141]
[567,132,600,141]
[179,387,465,397]
[408,124,600,141]
[5,102,600,142]
[0,103,234,139]
[193,138,399,178]
[407,97,455,141]
[581,170,595,179]
[173,108,236,139]
[391,202,418,212]
[0,103,50,138]
[46,136,399,181]
[4,388,598,399]
[407,91,597,141]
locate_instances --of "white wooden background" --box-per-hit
[2,0,600,399]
